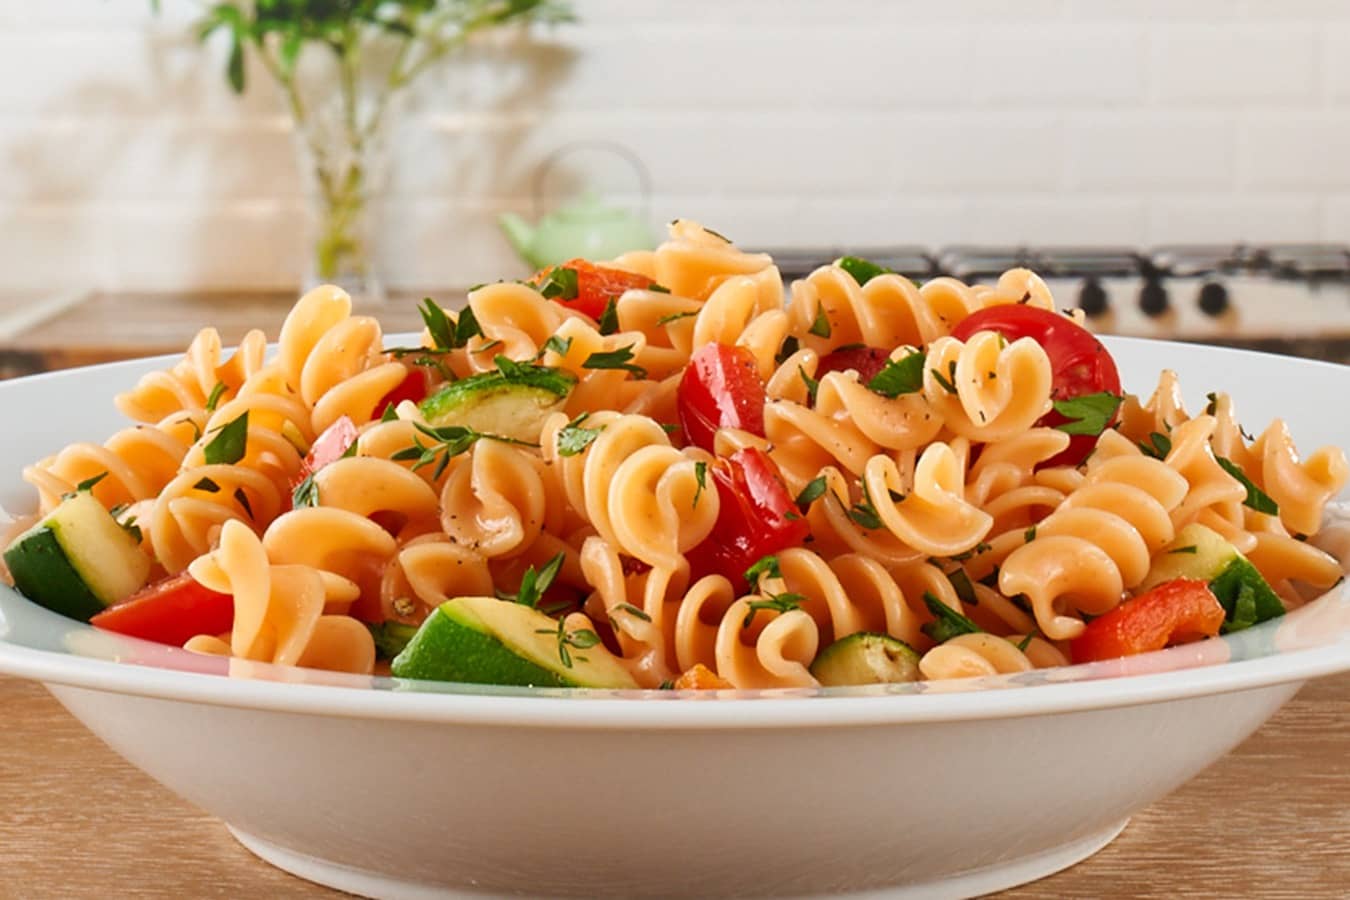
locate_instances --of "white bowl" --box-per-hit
[2,338,1349,899]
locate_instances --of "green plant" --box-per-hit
[157,1,573,286]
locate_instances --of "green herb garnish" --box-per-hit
[536,265,579,301]
[741,593,807,629]
[930,360,959,395]
[535,616,599,669]
[498,552,566,609]
[837,255,893,286]
[582,345,647,379]
[557,412,604,457]
[798,365,820,405]
[920,592,982,644]
[204,411,249,465]
[693,460,708,507]
[392,422,536,480]
[795,475,828,511]
[1216,456,1280,515]
[809,305,832,338]
[1138,431,1172,459]
[867,351,926,398]
[205,381,227,413]
[1051,392,1122,437]
[292,472,319,508]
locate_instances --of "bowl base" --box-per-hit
[228,818,1129,899]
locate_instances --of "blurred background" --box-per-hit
[1,0,1348,372]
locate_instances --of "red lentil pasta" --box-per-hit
[8,220,1348,689]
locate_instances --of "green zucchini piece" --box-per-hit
[391,596,638,689]
[1141,523,1284,633]
[4,492,150,622]
[419,365,576,443]
[810,632,921,686]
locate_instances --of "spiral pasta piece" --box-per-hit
[186,519,375,673]
[922,334,1054,442]
[115,327,267,423]
[998,455,1189,640]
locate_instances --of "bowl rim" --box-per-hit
[3,336,1350,730]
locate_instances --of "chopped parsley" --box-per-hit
[557,413,605,457]
[741,593,807,629]
[205,381,227,413]
[204,412,249,465]
[392,422,537,480]
[795,475,828,511]
[867,351,925,398]
[693,460,708,507]
[1051,392,1122,437]
[929,360,959,395]
[1216,456,1280,515]
[1138,431,1172,459]
[809,305,832,338]
[292,472,320,508]
[581,345,647,379]
[535,616,599,669]
[655,310,698,326]
[596,297,620,335]
[1168,545,1198,555]
[836,255,893,286]
[536,266,579,301]
[920,592,982,644]
[798,365,820,405]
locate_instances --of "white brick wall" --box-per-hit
[2,0,1350,291]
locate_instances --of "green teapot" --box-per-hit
[498,143,656,270]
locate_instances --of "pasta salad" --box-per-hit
[5,220,1347,691]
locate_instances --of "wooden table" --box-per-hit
[1,290,1349,897]
[2,673,1348,898]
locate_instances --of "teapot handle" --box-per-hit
[532,140,653,220]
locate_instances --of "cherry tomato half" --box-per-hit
[289,415,359,501]
[531,258,659,321]
[91,573,234,647]
[375,367,430,417]
[687,448,810,592]
[816,345,891,386]
[677,343,767,453]
[951,306,1121,467]
[1070,578,1225,663]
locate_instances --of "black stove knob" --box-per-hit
[1139,279,1169,317]
[1198,281,1229,317]
[1077,277,1109,317]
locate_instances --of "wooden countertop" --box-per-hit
[1,673,1348,897]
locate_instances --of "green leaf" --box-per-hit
[537,266,579,301]
[557,413,604,457]
[455,305,484,346]
[597,296,620,335]
[946,567,978,608]
[233,486,254,519]
[538,335,573,359]
[380,403,399,423]
[419,297,456,349]
[1168,545,1198,555]
[693,460,708,507]
[744,554,782,585]
[205,381,227,413]
[1052,391,1123,437]
[795,475,827,511]
[655,310,698,326]
[292,472,320,508]
[837,255,893,286]
[847,499,882,531]
[582,345,646,379]
[74,472,109,493]
[808,305,832,338]
[930,361,959,396]
[741,593,806,629]
[798,366,819,405]
[1138,431,1172,459]
[867,351,925,398]
[227,34,245,93]
[503,552,566,609]
[920,592,982,644]
[1216,456,1280,516]
[610,602,652,623]
[204,412,249,465]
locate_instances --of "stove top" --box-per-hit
[751,244,1350,341]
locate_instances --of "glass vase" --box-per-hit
[291,92,397,306]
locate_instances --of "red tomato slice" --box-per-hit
[1070,578,1225,663]
[687,448,810,591]
[305,416,359,471]
[91,573,234,647]
[816,345,891,385]
[531,258,658,321]
[677,343,767,453]
[375,368,429,417]
[951,306,1121,467]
